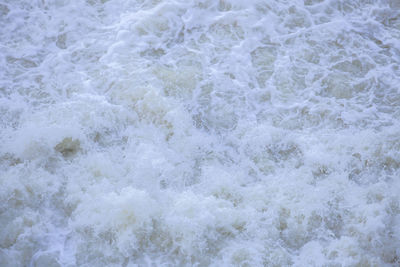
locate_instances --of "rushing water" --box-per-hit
[1,0,400,266]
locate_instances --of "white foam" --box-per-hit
[1,0,399,266]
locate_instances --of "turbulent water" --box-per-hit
[1,0,400,266]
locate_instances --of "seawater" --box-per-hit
[1,0,400,266]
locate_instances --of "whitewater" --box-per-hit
[1,0,400,266]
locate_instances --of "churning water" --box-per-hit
[1,0,400,266]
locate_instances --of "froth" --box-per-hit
[1,0,400,266]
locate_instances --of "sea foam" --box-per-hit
[0,0,399,266]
